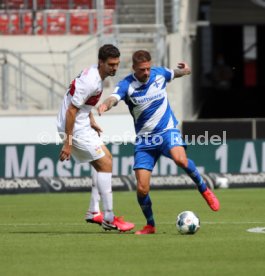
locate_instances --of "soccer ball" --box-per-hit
[176,211,200,234]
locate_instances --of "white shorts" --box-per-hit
[60,129,105,164]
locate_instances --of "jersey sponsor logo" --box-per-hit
[131,92,164,104]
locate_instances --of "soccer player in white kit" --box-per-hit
[98,50,220,234]
[57,44,134,232]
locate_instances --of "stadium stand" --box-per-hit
[0,0,115,34]
[0,0,115,10]
[0,0,183,113]
[0,11,20,34]
[23,11,43,34]
[0,10,114,35]
[70,10,91,34]
[72,0,93,9]
[45,11,66,34]
[49,0,71,9]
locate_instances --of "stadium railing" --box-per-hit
[0,21,167,111]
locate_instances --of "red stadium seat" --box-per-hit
[50,0,69,9]
[0,12,20,34]
[9,13,20,34]
[0,0,114,35]
[46,11,66,34]
[104,0,116,9]
[27,0,46,9]
[73,0,93,9]
[103,9,114,32]
[2,0,115,10]
[0,12,9,34]
[70,11,96,34]
[92,10,114,34]
[4,0,24,9]
[22,11,43,34]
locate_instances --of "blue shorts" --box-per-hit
[133,129,186,171]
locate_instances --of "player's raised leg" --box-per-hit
[134,169,156,235]
[170,146,220,211]
[92,146,134,232]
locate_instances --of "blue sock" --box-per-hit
[137,193,155,227]
[184,159,207,193]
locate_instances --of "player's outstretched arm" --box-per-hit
[97,96,118,116]
[173,62,191,78]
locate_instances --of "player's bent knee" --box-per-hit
[137,183,149,196]
[174,158,188,168]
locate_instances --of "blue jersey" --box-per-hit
[112,67,178,136]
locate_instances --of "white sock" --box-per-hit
[88,167,101,214]
[97,172,114,222]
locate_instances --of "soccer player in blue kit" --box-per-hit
[98,50,220,235]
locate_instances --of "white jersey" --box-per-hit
[57,64,103,136]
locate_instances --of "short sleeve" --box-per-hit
[156,67,174,82]
[111,79,129,102]
[71,71,95,108]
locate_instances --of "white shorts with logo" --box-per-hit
[59,129,105,164]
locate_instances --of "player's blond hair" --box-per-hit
[132,50,151,65]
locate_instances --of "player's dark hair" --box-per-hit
[132,50,151,65]
[98,44,120,61]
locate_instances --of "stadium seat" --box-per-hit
[46,11,66,34]
[9,13,20,34]
[70,11,95,34]
[0,12,9,34]
[0,12,20,34]
[50,0,69,9]
[103,9,114,33]
[27,0,46,9]
[2,0,115,10]
[22,11,43,34]
[73,0,93,9]
[104,0,115,9]
[4,0,24,9]
[0,0,114,35]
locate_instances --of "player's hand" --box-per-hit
[177,62,191,75]
[91,121,103,137]
[59,143,72,161]
[97,103,108,116]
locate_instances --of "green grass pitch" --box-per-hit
[1,188,265,276]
